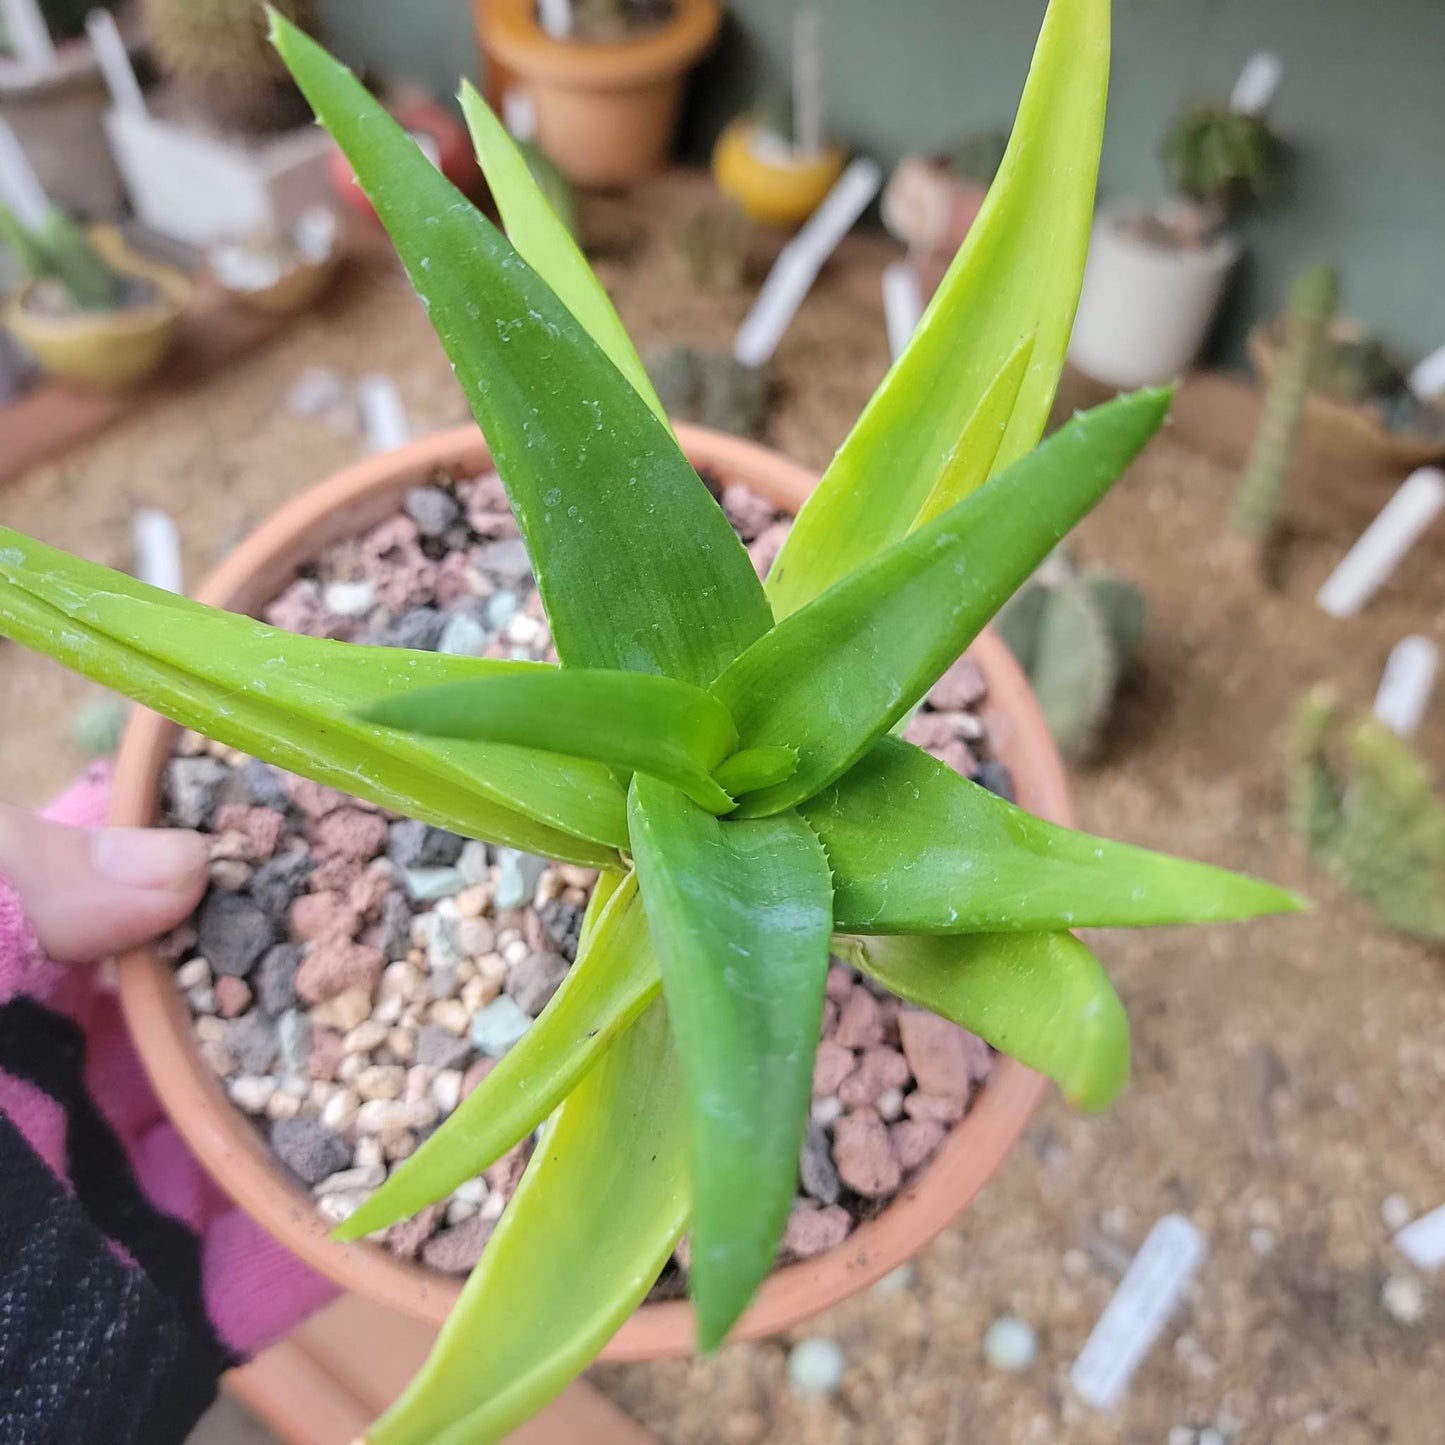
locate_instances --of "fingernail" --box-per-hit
[91,827,210,889]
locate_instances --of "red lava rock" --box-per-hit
[360,518,439,610]
[213,805,287,861]
[522,910,548,954]
[288,777,348,819]
[432,550,473,606]
[306,1028,346,1082]
[347,868,392,920]
[834,988,884,1050]
[822,998,839,1035]
[746,520,792,580]
[288,891,361,944]
[832,1108,902,1198]
[384,1202,445,1260]
[784,1204,852,1259]
[824,965,854,1004]
[295,940,385,1004]
[484,1139,533,1197]
[813,1039,857,1096]
[311,808,389,863]
[877,996,901,1046]
[929,655,987,711]
[934,740,979,779]
[462,1058,497,1098]
[838,1045,912,1107]
[213,975,253,1018]
[309,856,363,893]
[902,1092,967,1124]
[904,712,956,750]
[264,580,342,637]
[721,484,777,541]
[420,1213,495,1274]
[462,472,509,511]
[890,1118,946,1172]
[898,1010,978,1097]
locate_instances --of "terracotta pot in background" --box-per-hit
[475,0,721,188]
[113,423,1067,1358]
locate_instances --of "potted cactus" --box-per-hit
[0,201,190,387]
[477,0,720,187]
[0,4,1303,1441]
[103,0,334,245]
[1069,100,1289,387]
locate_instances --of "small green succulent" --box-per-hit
[1163,103,1288,232]
[0,2,1302,1440]
[0,203,126,311]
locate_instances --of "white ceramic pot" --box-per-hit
[1068,208,1241,388]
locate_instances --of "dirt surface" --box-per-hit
[5,173,1445,1445]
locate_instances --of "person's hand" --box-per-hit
[0,763,335,1444]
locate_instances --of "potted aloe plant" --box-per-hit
[0,3,1303,1440]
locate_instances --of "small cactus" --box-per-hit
[644,344,772,441]
[677,201,752,291]
[1286,687,1445,944]
[1232,262,1338,548]
[0,203,125,311]
[993,553,1147,764]
[142,0,320,133]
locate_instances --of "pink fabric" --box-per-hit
[0,764,334,1357]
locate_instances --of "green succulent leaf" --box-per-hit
[766,0,1111,617]
[712,744,799,797]
[459,81,666,424]
[335,873,660,1241]
[840,930,1129,1111]
[807,738,1304,932]
[361,666,740,813]
[271,15,772,689]
[367,998,688,1445]
[715,390,1172,816]
[628,777,834,1351]
[913,332,1036,527]
[0,528,623,865]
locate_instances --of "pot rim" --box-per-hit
[112,422,1067,1357]
[478,0,721,91]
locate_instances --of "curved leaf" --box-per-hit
[272,17,772,689]
[0,529,623,864]
[336,874,660,1240]
[766,0,1111,617]
[367,999,688,1445]
[715,390,1172,816]
[628,777,834,1350]
[459,82,666,424]
[840,930,1129,1111]
[807,738,1304,932]
[361,666,739,813]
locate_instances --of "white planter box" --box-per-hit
[1068,208,1241,389]
[105,108,334,246]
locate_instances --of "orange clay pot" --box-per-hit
[475,0,721,188]
[113,422,1068,1357]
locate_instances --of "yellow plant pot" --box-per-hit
[5,228,191,391]
[712,120,847,229]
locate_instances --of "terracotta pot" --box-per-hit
[5,227,191,391]
[113,422,1068,1356]
[475,0,721,188]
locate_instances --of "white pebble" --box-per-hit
[455,1177,488,1206]
[314,1164,385,1196]
[502,938,529,965]
[446,1197,480,1225]
[461,976,500,1013]
[176,958,211,990]
[356,1064,406,1101]
[187,986,217,1015]
[1382,1193,1413,1231]
[321,1089,360,1133]
[877,1087,904,1122]
[811,1097,843,1127]
[380,1125,417,1161]
[871,1263,914,1297]
[429,999,471,1035]
[1199,1430,1226,1445]
[983,1315,1037,1372]
[338,1053,366,1084]
[457,917,496,956]
[786,1337,846,1396]
[344,1020,389,1054]
[265,1092,302,1122]
[1381,1273,1426,1325]
[194,1016,225,1044]
[479,1190,507,1223]
[316,1191,365,1224]
[431,1069,463,1114]
[373,994,404,1025]
[386,1026,417,1062]
[228,1075,276,1113]
[354,1135,384,1170]
[382,960,422,998]
[356,1097,438,1135]
[323,580,376,618]
[1168,1430,1196,1445]
[505,613,542,645]
[404,1064,434,1103]
[1249,1227,1276,1256]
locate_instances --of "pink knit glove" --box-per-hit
[0,764,334,1442]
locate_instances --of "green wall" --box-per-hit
[321,0,1445,365]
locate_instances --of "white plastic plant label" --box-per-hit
[1070,1213,1205,1411]
[1395,1203,1445,1271]
[1373,635,1438,738]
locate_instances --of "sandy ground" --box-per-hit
[4,177,1444,1445]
